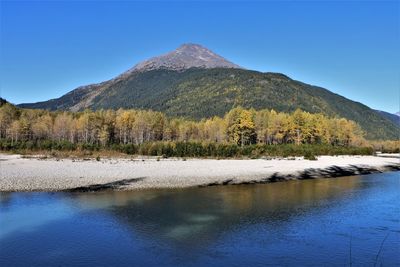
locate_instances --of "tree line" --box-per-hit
[0,103,368,148]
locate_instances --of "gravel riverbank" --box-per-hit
[0,154,399,192]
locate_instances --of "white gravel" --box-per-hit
[0,154,399,191]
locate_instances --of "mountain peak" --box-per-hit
[131,43,242,72]
[177,43,205,49]
[175,43,212,53]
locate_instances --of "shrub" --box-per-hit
[0,138,376,158]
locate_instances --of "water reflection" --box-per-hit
[67,176,361,245]
[1,173,399,266]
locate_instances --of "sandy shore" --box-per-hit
[0,154,399,192]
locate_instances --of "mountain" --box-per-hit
[130,43,241,72]
[396,112,400,117]
[375,110,400,127]
[19,44,400,140]
[0,98,8,107]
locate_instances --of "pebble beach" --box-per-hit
[0,154,399,192]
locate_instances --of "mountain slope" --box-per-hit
[0,98,8,107]
[19,44,399,140]
[375,110,400,126]
[19,68,399,140]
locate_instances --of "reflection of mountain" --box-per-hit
[68,177,360,248]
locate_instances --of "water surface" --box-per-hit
[1,172,399,266]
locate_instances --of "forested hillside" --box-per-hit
[375,110,400,126]
[20,68,400,140]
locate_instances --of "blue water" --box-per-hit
[1,172,399,266]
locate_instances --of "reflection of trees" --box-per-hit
[68,177,360,248]
[0,192,13,207]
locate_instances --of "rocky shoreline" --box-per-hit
[0,154,399,192]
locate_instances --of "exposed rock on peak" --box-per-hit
[130,43,242,72]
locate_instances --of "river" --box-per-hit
[1,172,399,266]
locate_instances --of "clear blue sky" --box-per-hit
[1,0,399,113]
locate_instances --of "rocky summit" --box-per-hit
[129,43,241,72]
